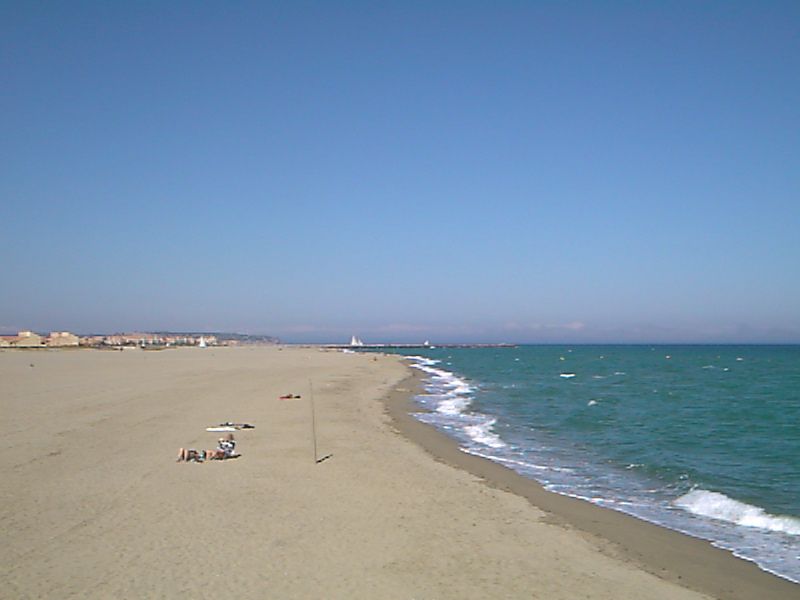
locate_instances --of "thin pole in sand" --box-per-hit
[309,379,332,464]
[309,379,318,463]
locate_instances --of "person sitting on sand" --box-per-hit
[177,434,237,462]
[207,434,238,460]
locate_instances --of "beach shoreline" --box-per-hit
[383,364,798,600]
[2,345,795,599]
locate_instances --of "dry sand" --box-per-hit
[1,346,795,599]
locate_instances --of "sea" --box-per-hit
[379,345,800,583]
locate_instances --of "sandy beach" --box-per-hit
[1,346,796,599]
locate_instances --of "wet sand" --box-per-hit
[1,346,795,598]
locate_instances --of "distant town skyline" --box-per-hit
[3,3,799,344]
[1,323,796,346]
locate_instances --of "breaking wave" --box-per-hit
[675,490,800,535]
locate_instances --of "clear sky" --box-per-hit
[2,1,799,343]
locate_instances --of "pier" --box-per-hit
[320,343,517,350]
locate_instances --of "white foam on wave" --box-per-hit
[437,394,472,415]
[406,356,474,416]
[463,419,507,448]
[675,490,800,535]
[465,449,574,473]
[406,355,441,367]
[406,355,511,452]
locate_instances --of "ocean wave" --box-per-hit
[464,419,507,448]
[407,356,474,416]
[464,449,574,473]
[407,356,510,451]
[436,394,472,415]
[406,356,441,367]
[674,490,800,535]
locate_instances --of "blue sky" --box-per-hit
[2,1,799,343]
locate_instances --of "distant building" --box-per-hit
[72,332,226,348]
[47,331,80,347]
[0,331,44,348]
[15,331,43,347]
[80,335,105,347]
[0,330,82,348]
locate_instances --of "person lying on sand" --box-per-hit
[279,394,301,399]
[176,448,208,462]
[177,434,238,462]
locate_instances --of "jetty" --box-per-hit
[321,343,517,350]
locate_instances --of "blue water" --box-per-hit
[380,345,800,583]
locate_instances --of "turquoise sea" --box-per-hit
[382,345,800,583]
